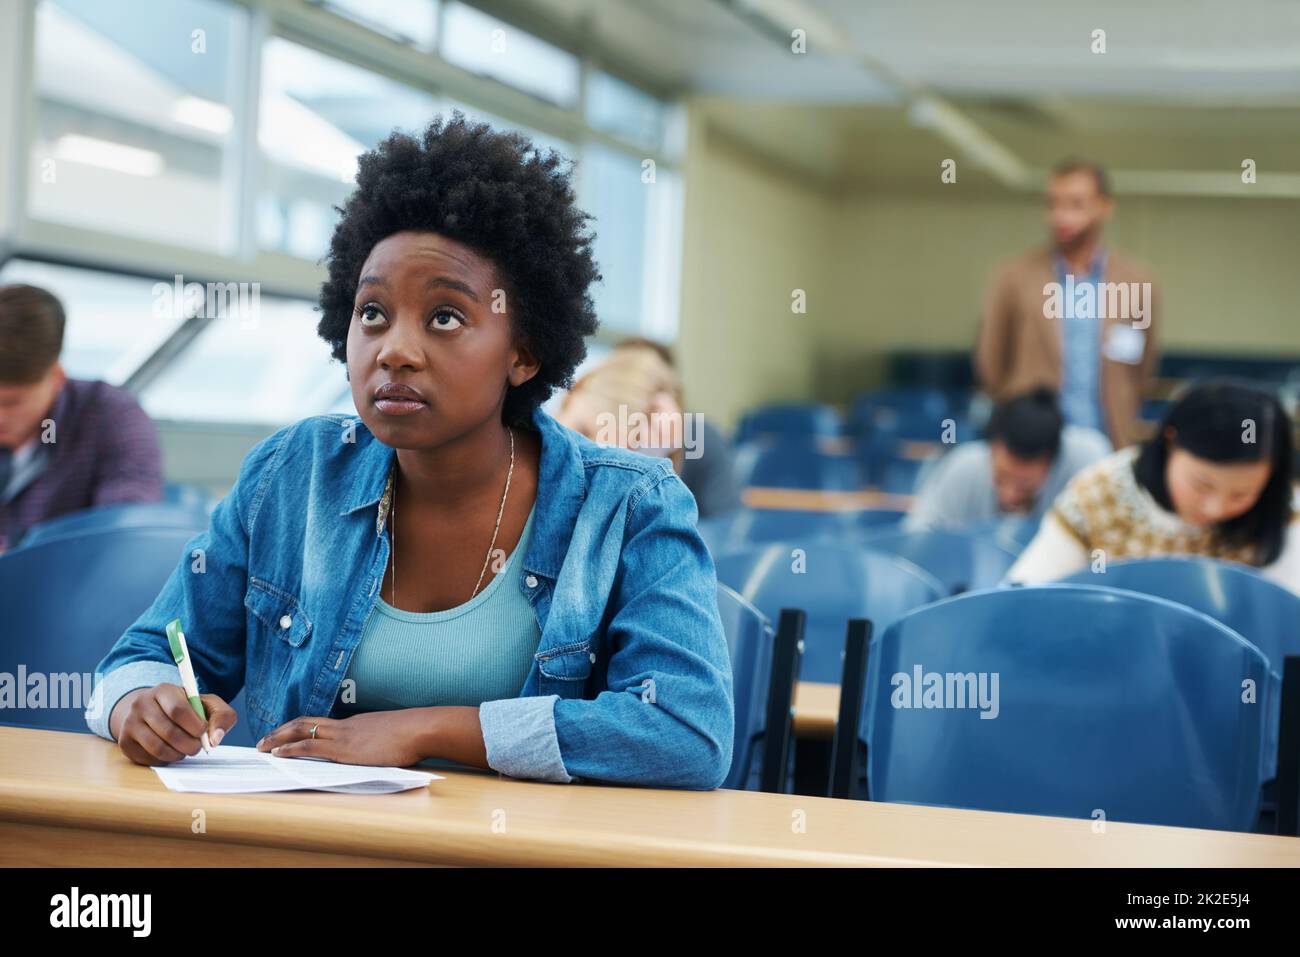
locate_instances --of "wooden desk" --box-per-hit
[2,728,1297,867]
[743,487,914,512]
[792,681,841,739]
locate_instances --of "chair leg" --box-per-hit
[1277,655,1300,837]
[829,618,872,799]
[759,608,805,794]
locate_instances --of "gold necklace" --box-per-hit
[389,426,515,608]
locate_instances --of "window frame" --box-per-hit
[0,0,685,427]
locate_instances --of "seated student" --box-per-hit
[1006,380,1300,593]
[84,113,734,789]
[0,284,163,552]
[556,337,742,519]
[903,388,1111,532]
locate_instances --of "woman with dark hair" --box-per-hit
[85,113,735,788]
[1006,380,1299,593]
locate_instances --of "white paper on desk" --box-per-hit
[152,745,442,794]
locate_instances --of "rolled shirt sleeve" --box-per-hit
[85,659,183,741]
[478,694,573,783]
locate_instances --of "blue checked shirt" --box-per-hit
[1054,249,1107,433]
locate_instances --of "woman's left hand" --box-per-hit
[257,710,437,767]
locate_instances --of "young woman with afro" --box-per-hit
[88,113,735,790]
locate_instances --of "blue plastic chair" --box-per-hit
[854,585,1269,832]
[1057,557,1300,782]
[716,583,774,790]
[1140,399,1173,423]
[733,440,865,491]
[699,508,903,556]
[0,527,255,747]
[870,410,973,445]
[963,515,1041,555]
[734,403,845,443]
[849,388,955,436]
[856,528,1019,595]
[852,509,909,531]
[17,502,212,550]
[713,543,944,682]
[1056,558,1300,681]
[163,480,216,512]
[871,453,934,495]
[858,431,953,491]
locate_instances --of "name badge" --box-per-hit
[1104,324,1146,365]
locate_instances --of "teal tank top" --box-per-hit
[335,504,541,771]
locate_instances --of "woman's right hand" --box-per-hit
[109,684,239,766]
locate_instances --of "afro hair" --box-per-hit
[317,111,601,426]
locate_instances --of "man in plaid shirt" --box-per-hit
[0,284,163,553]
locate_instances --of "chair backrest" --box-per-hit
[857,528,1019,595]
[858,429,956,490]
[963,515,1041,555]
[0,527,254,745]
[864,584,1270,831]
[162,481,217,512]
[714,543,944,682]
[871,454,931,495]
[734,403,844,443]
[1057,557,1300,679]
[852,509,909,531]
[849,388,954,436]
[18,502,211,550]
[1058,556,1300,783]
[869,410,973,445]
[733,440,865,491]
[716,583,774,790]
[700,508,856,555]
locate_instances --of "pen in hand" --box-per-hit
[166,618,211,753]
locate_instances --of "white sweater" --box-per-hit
[1005,448,1300,596]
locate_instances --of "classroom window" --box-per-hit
[442,100,575,166]
[0,258,190,385]
[585,71,669,153]
[257,37,437,261]
[439,2,580,107]
[312,0,441,51]
[139,295,344,424]
[27,0,248,254]
[579,144,681,341]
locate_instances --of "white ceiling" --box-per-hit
[490,0,1300,192]
[816,0,1300,103]
[499,0,1300,104]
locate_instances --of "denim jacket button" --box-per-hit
[279,614,292,629]
[525,575,538,588]
[588,652,597,664]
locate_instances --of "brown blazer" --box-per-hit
[975,246,1161,450]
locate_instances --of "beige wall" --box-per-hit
[676,108,836,432]
[677,99,1300,420]
[813,192,1300,402]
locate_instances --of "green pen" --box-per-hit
[166,618,211,753]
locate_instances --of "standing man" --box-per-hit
[975,158,1160,450]
[0,284,163,552]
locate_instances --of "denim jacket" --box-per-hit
[85,406,735,789]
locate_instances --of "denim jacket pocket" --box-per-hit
[535,640,592,696]
[245,577,313,647]
[244,577,315,715]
